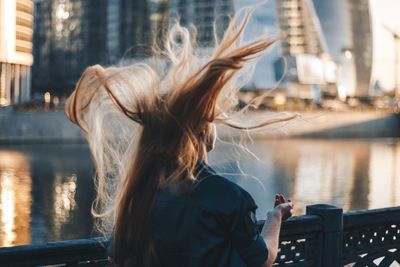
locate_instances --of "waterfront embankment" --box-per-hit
[0,107,84,144]
[238,110,400,139]
[1,108,400,144]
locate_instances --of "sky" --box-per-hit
[370,0,400,90]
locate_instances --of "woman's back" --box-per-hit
[152,161,268,267]
[66,6,294,266]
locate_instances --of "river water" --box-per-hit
[1,138,400,247]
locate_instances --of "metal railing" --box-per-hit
[0,204,399,267]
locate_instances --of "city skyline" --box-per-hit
[15,0,400,98]
[237,0,400,93]
[31,0,236,96]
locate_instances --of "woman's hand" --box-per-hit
[273,194,293,221]
[261,194,294,267]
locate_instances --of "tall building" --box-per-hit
[106,0,120,63]
[87,0,107,65]
[33,0,156,96]
[312,0,372,98]
[118,0,151,58]
[274,0,336,98]
[34,0,87,95]
[274,0,373,98]
[108,0,169,61]
[169,0,234,46]
[311,0,356,98]
[0,0,34,106]
[347,0,372,97]
[276,0,328,56]
[33,0,108,95]
[32,0,235,96]
[311,0,352,62]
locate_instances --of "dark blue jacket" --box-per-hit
[152,161,268,267]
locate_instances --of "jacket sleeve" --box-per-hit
[231,189,269,267]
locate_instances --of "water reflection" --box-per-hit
[0,139,400,246]
[0,151,31,247]
[369,142,400,209]
[208,138,400,218]
[53,173,77,239]
[0,144,94,247]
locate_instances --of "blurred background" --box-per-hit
[0,0,400,247]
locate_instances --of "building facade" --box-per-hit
[312,0,356,98]
[312,0,372,98]
[311,0,352,62]
[347,0,373,97]
[118,0,151,58]
[33,0,107,95]
[169,0,234,46]
[274,0,372,98]
[276,0,328,56]
[274,0,336,98]
[106,0,120,63]
[33,0,154,96]
[0,0,33,106]
[32,0,235,96]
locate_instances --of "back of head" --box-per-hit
[65,6,296,266]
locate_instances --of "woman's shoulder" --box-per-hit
[193,162,257,215]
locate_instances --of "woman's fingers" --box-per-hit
[273,197,294,221]
[274,194,280,207]
[274,194,293,216]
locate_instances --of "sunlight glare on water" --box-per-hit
[0,151,31,247]
[52,173,78,240]
[0,139,400,246]
[0,144,94,247]
[208,138,400,218]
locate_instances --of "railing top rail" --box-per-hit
[0,237,108,266]
[258,214,322,236]
[344,206,400,229]
[0,214,322,266]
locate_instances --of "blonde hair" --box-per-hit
[65,7,296,266]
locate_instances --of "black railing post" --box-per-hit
[306,204,343,267]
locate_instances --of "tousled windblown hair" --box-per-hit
[66,7,296,267]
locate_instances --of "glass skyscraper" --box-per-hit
[33,0,110,95]
[312,0,372,97]
[32,0,236,96]
[347,0,372,97]
[276,0,327,57]
[233,0,372,97]
[168,0,234,46]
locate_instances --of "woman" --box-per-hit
[66,7,295,267]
